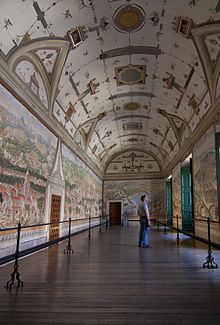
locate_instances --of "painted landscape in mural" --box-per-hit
[62,145,102,220]
[104,179,165,219]
[0,85,57,228]
[172,163,182,223]
[193,126,218,220]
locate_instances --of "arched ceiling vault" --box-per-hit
[1,0,220,179]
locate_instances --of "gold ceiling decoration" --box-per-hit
[115,65,146,86]
[124,102,141,110]
[113,4,146,33]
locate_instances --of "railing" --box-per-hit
[156,215,219,269]
[126,213,219,269]
[127,216,158,226]
[0,214,109,289]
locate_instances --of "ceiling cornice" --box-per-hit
[103,171,165,181]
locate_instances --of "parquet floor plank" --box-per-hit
[0,225,220,325]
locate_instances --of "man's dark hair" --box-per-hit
[141,195,146,202]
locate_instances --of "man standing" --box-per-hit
[137,195,151,248]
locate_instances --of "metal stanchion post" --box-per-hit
[176,215,180,245]
[203,217,218,269]
[157,220,159,230]
[6,222,24,289]
[99,215,102,233]
[64,218,74,254]
[164,223,167,233]
[106,215,108,229]
[88,215,91,240]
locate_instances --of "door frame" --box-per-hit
[107,200,123,225]
[46,189,65,241]
[49,194,61,241]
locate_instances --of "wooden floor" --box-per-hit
[1,225,220,325]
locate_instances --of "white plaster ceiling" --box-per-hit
[0,0,220,176]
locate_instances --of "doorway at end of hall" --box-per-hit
[109,202,121,225]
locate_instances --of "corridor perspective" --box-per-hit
[1,224,220,325]
[1,0,220,324]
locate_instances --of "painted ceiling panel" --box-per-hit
[105,151,161,175]
[101,30,130,52]
[0,0,220,178]
[35,49,58,74]
[170,142,179,161]
[198,91,212,117]
[205,33,220,66]
[15,59,48,108]
[53,100,66,125]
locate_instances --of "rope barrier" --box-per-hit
[1,215,108,289]
[156,215,219,269]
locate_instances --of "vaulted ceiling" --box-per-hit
[0,0,220,179]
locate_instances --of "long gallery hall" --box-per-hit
[1,0,220,324]
[1,224,220,325]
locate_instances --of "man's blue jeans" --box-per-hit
[139,225,150,247]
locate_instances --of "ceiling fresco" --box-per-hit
[0,0,220,178]
[105,150,161,175]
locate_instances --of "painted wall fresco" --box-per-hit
[62,145,102,220]
[193,126,218,220]
[172,163,182,224]
[104,179,165,219]
[0,85,57,228]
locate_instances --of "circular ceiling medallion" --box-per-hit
[124,102,140,110]
[113,4,146,33]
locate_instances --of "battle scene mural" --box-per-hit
[193,126,218,221]
[62,145,102,220]
[0,85,57,229]
[104,179,165,220]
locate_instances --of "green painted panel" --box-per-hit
[181,165,193,232]
[166,179,173,226]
